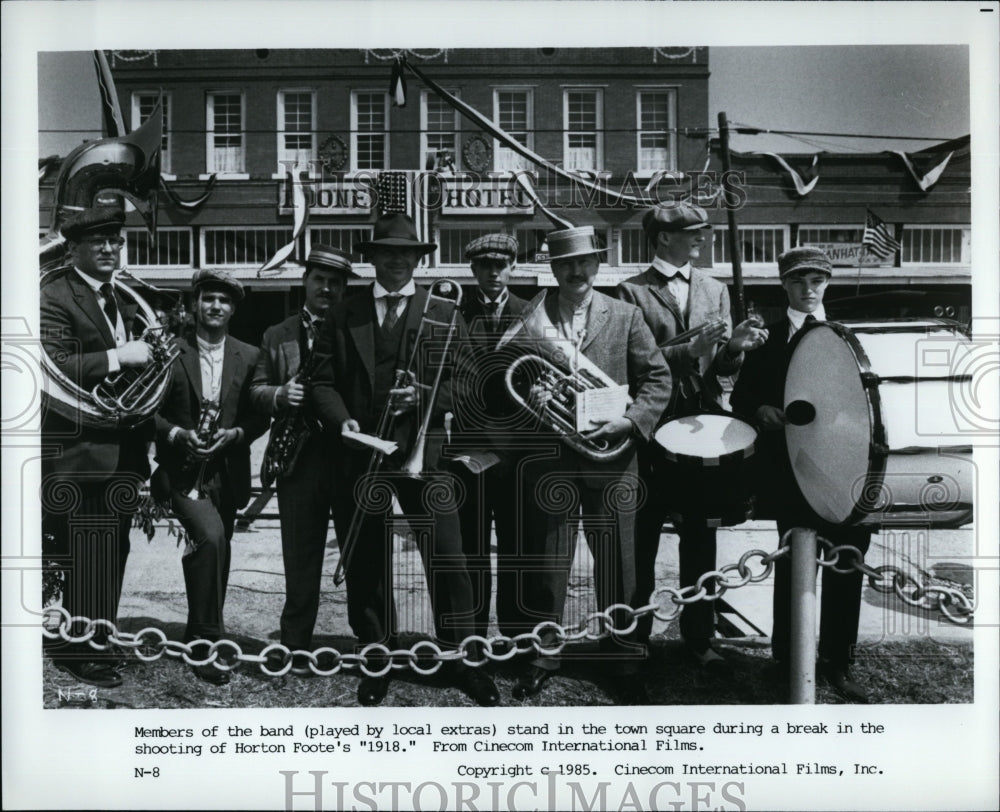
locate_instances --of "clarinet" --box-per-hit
[183,399,222,500]
[260,352,322,490]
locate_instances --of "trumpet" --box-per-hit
[333,279,463,586]
[183,399,222,500]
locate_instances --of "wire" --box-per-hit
[729,121,963,143]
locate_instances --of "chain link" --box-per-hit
[41,535,975,679]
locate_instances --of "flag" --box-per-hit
[389,57,407,107]
[862,209,900,259]
[377,170,432,259]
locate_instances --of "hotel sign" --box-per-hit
[440,177,535,215]
[802,242,892,267]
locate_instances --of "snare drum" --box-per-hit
[784,319,974,528]
[653,413,758,527]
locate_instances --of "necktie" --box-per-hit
[99,283,119,331]
[381,293,403,333]
[483,301,500,325]
[804,314,817,324]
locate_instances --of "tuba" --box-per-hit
[498,292,634,463]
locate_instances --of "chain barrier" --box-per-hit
[42,537,974,680]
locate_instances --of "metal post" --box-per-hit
[788,527,818,704]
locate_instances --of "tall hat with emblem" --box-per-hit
[305,244,357,277]
[354,213,436,256]
[778,246,833,278]
[545,226,607,262]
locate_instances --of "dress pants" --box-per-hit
[170,482,236,642]
[276,441,336,650]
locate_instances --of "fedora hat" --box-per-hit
[546,226,607,262]
[305,244,357,277]
[354,213,436,256]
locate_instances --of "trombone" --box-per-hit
[333,279,463,586]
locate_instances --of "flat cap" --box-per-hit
[778,246,833,278]
[192,268,245,301]
[465,233,519,262]
[305,244,356,277]
[61,207,126,242]
[642,201,712,238]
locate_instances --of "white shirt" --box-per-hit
[301,305,323,351]
[478,287,509,316]
[787,305,826,341]
[196,334,225,402]
[651,255,692,315]
[373,280,416,326]
[74,268,126,373]
[555,291,593,360]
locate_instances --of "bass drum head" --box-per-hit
[654,413,757,464]
[784,323,873,525]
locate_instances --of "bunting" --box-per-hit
[159,175,218,211]
[762,152,820,196]
[94,50,127,136]
[389,58,407,107]
[890,150,953,192]
[258,172,309,276]
[510,171,575,229]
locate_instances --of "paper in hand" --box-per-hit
[342,430,399,456]
[576,384,629,432]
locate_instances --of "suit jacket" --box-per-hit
[39,267,150,478]
[153,332,267,507]
[617,266,743,416]
[310,284,473,469]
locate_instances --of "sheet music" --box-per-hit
[576,383,629,431]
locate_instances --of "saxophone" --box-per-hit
[260,353,322,489]
[183,399,222,500]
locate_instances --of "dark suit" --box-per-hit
[730,316,872,667]
[250,314,336,650]
[617,266,744,646]
[452,291,530,637]
[310,285,479,652]
[511,291,672,669]
[40,268,151,659]
[152,333,266,641]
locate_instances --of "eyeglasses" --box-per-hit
[83,236,126,249]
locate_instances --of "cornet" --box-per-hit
[183,400,222,500]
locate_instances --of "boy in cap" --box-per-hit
[731,246,872,702]
[250,246,355,665]
[40,207,156,687]
[618,201,767,671]
[152,269,268,684]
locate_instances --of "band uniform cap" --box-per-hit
[546,226,607,262]
[778,246,834,279]
[642,201,712,238]
[61,207,126,242]
[465,233,519,262]
[305,244,357,277]
[354,213,437,256]
[192,268,245,301]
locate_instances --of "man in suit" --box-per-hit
[452,233,530,641]
[310,213,498,707]
[40,207,155,688]
[250,245,354,666]
[730,246,872,703]
[152,269,267,685]
[508,226,672,703]
[617,201,766,670]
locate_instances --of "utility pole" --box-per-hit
[717,112,746,322]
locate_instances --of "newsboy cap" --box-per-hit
[61,207,126,242]
[465,233,519,262]
[192,268,245,301]
[778,246,833,279]
[305,244,356,277]
[642,201,712,239]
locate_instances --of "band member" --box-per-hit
[730,247,872,703]
[152,269,267,685]
[250,245,354,663]
[617,201,766,670]
[40,207,154,688]
[310,213,499,707]
[508,226,672,703]
[453,234,530,639]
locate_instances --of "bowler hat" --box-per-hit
[642,201,712,239]
[546,226,607,262]
[778,247,833,279]
[305,244,357,277]
[354,213,436,256]
[465,233,519,262]
[192,268,245,302]
[62,207,126,242]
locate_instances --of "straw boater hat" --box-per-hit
[354,213,436,256]
[304,244,357,277]
[545,226,607,262]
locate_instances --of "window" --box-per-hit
[901,226,969,264]
[636,89,677,173]
[307,226,373,262]
[421,91,460,171]
[202,227,293,267]
[713,226,788,265]
[798,225,889,267]
[437,227,497,265]
[125,227,192,267]
[351,91,388,171]
[620,228,654,265]
[797,226,863,245]
[206,92,245,175]
[563,89,603,171]
[131,92,171,175]
[493,88,533,171]
[277,89,317,173]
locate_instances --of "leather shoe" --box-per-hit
[358,676,390,706]
[191,663,231,686]
[686,640,732,675]
[454,667,500,706]
[55,659,123,689]
[512,666,553,700]
[821,662,869,704]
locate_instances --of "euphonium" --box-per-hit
[183,399,222,500]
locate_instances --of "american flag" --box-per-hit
[862,209,900,260]
[377,170,433,262]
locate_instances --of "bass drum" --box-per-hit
[783,319,974,528]
[652,413,758,527]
